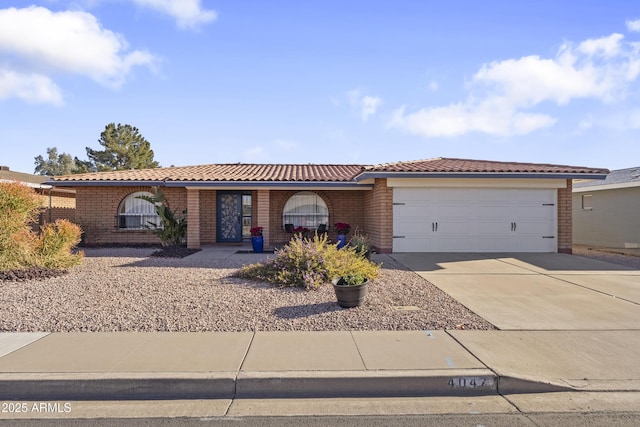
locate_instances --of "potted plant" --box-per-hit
[292,226,310,240]
[250,226,264,253]
[332,272,368,308]
[334,222,351,249]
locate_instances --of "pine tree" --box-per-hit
[86,123,160,171]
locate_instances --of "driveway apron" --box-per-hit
[392,253,640,330]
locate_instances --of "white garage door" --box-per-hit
[393,188,557,252]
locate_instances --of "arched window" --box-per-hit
[282,191,328,230]
[117,191,160,229]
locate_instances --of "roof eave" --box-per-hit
[46,179,369,189]
[354,171,610,181]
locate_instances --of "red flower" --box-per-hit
[250,227,263,237]
[334,222,351,234]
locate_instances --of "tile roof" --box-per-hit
[574,166,640,188]
[0,166,49,185]
[360,157,609,175]
[49,158,609,184]
[51,163,365,182]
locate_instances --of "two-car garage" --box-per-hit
[392,185,558,252]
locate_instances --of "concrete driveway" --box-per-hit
[391,253,640,330]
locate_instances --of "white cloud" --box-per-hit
[428,80,439,92]
[389,31,640,138]
[578,33,624,58]
[626,19,640,32]
[360,96,382,121]
[389,102,556,138]
[131,0,217,30]
[347,89,382,121]
[0,6,158,105]
[0,68,63,106]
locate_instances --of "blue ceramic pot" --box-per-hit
[251,235,264,253]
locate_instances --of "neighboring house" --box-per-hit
[48,158,607,253]
[0,166,76,225]
[573,167,640,248]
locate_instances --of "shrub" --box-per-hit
[0,182,42,241]
[348,228,371,260]
[237,233,380,290]
[34,219,84,269]
[136,188,187,247]
[0,182,83,271]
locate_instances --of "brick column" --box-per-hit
[364,178,393,254]
[257,190,270,248]
[186,189,201,249]
[557,179,572,254]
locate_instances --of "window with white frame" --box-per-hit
[117,191,161,229]
[282,191,328,230]
[582,194,593,211]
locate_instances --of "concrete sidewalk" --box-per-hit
[1,329,639,401]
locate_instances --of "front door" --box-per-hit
[217,192,243,243]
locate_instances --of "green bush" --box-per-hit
[0,182,83,271]
[237,233,380,290]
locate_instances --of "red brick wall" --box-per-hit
[256,190,269,246]
[363,178,393,254]
[268,190,365,247]
[36,190,77,225]
[199,190,216,244]
[186,189,200,249]
[75,186,186,246]
[557,179,572,254]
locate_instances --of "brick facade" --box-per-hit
[557,179,573,254]
[199,190,216,244]
[363,178,393,254]
[37,191,77,225]
[186,189,200,249]
[75,186,186,246]
[257,190,270,247]
[267,190,365,247]
[73,180,576,253]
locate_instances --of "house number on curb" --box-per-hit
[447,377,494,388]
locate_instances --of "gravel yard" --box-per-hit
[4,246,636,333]
[0,248,496,332]
[572,245,640,269]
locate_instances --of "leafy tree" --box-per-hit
[34,147,78,176]
[86,123,160,172]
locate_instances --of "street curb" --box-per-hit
[236,370,498,398]
[498,376,573,395]
[0,369,586,401]
[0,373,236,401]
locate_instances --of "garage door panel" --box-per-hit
[393,188,557,253]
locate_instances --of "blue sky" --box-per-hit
[2,1,640,174]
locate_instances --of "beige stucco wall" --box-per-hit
[572,186,640,248]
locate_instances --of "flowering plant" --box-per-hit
[293,226,310,234]
[250,226,263,237]
[334,222,351,234]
